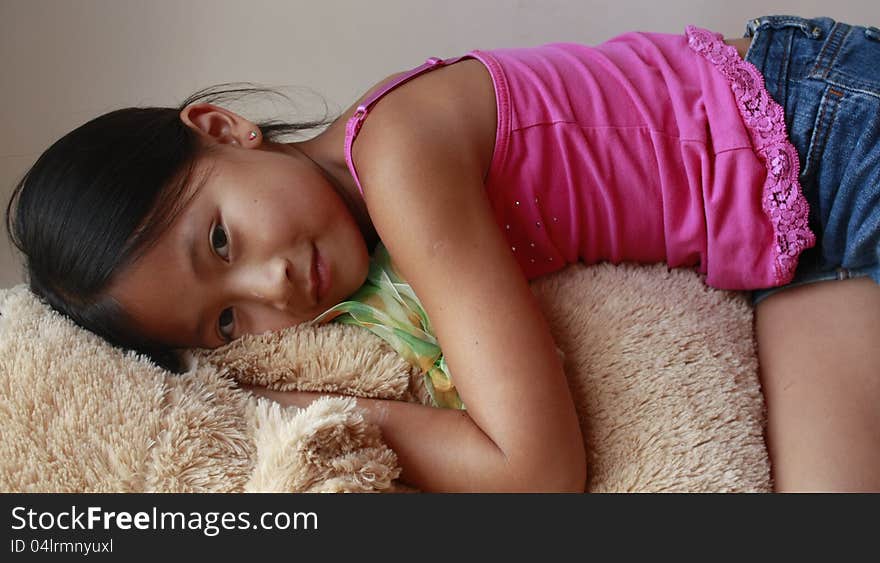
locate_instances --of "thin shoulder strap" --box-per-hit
[344,55,470,197]
[351,55,469,129]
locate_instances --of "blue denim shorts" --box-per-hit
[744,15,880,306]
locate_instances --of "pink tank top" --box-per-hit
[344,26,816,290]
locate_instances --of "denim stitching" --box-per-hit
[812,24,852,80]
[812,24,880,97]
[817,89,844,162]
[810,22,838,78]
[751,16,818,38]
[779,29,793,116]
[804,86,844,178]
[822,78,880,101]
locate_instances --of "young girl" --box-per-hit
[6,15,879,492]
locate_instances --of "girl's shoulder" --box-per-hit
[343,57,497,183]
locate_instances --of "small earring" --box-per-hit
[248,130,258,141]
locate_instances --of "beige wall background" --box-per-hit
[2,0,879,288]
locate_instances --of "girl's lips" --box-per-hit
[310,245,319,305]
[313,244,330,304]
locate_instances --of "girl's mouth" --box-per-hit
[313,243,330,304]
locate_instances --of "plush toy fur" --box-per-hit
[0,262,771,492]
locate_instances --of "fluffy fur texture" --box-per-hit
[0,262,771,492]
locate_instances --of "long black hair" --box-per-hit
[5,83,338,373]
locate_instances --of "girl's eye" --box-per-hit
[218,307,235,341]
[211,223,230,259]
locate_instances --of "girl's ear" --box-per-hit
[179,103,261,147]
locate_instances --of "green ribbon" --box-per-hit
[311,243,465,410]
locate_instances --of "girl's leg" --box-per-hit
[754,276,880,491]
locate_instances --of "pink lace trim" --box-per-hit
[686,25,816,285]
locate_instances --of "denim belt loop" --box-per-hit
[810,22,853,80]
[744,15,828,40]
[745,17,764,37]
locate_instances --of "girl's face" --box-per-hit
[107,136,371,350]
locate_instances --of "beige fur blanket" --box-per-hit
[0,262,771,492]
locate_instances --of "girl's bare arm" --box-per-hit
[245,386,573,492]
[252,72,587,492]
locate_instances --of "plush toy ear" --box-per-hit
[185,321,424,403]
[245,396,404,493]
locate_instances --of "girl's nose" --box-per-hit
[244,256,294,310]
